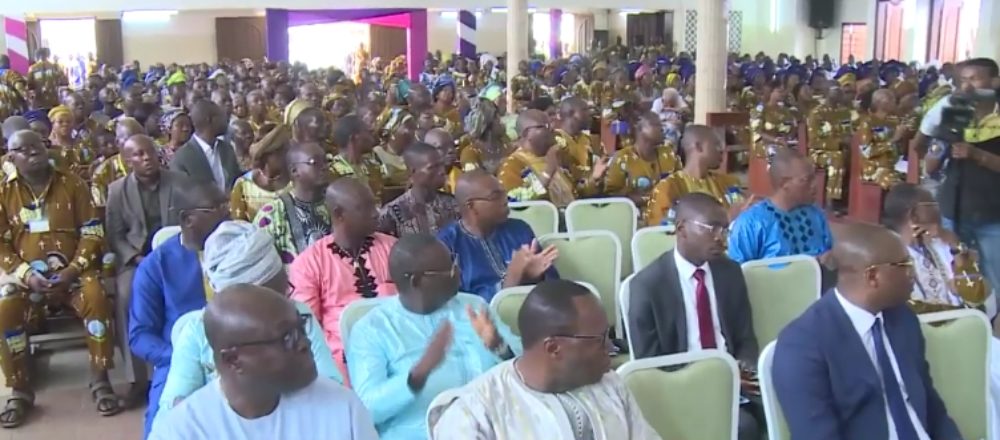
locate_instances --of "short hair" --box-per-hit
[880,183,927,230]
[558,97,585,118]
[388,233,443,289]
[528,96,554,112]
[2,116,29,139]
[674,192,723,221]
[959,58,1000,78]
[402,142,437,168]
[172,179,221,213]
[518,280,594,349]
[188,99,219,130]
[332,114,364,149]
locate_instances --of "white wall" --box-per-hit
[427,11,508,56]
[122,9,259,66]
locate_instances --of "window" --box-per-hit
[840,23,868,64]
[288,22,369,71]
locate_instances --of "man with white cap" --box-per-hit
[157,220,342,416]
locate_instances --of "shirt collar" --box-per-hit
[673,249,708,280]
[192,134,215,152]
[834,289,882,337]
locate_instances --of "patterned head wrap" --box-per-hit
[160,109,188,135]
[380,107,414,137]
[464,98,498,140]
[23,110,50,128]
[432,75,456,99]
[48,105,72,121]
[479,84,504,103]
[283,98,314,126]
[249,124,291,164]
[202,221,284,292]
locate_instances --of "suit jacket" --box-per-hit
[628,249,759,365]
[168,136,240,191]
[772,291,961,440]
[106,171,184,269]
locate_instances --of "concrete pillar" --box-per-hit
[3,15,29,74]
[506,0,528,114]
[407,10,428,82]
[694,0,727,124]
[549,9,562,60]
[458,10,477,60]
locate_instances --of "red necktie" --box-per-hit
[693,268,717,349]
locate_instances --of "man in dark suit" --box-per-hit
[169,99,240,191]
[105,134,184,406]
[628,192,761,440]
[773,223,961,440]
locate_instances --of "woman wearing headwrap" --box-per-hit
[432,75,461,134]
[159,109,192,165]
[634,65,660,110]
[229,125,292,222]
[458,96,512,175]
[46,105,82,172]
[749,82,798,160]
[157,221,343,417]
[739,66,768,112]
[285,98,331,152]
[373,108,417,187]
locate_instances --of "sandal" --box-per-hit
[89,381,122,417]
[0,391,34,428]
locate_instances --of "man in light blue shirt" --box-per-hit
[158,221,342,416]
[150,284,377,440]
[348,233,521,439]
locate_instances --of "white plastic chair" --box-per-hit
[508,200,560,237]
[740,255,822,348]
[426,387,464,439]
[566,197,638,276]
[631,225,677,273]
[617,350,741,440]
[539,231,623,334]
[339,297,391,357]
[758,341,789,440]
[151,226,182,249]
[618,273,638,359]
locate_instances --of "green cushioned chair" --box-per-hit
[539,231,622,334]
[631,225,677,273]
[617,350,740,440]
[919,309,991,440]
[758,341,790,440]
[566,197,638,276]
[741,255,821,348]
[509,201,560,237]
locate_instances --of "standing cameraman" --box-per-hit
[914,58,1000,317]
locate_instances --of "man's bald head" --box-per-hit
[454,169,496,205]
[422,128,453,149]
[325,176,373,210]
[680,125,720,154]
[516,109,548,138]
[115,117,145,145]
[674,192,724,223]
[8,129,43,149]
[204,284,294,349]
[558,97,587,119]
[832,223,905,273]
[768,148,811,183]
[123,134,158,154]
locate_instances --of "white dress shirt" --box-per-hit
[192,134,227,192]
[834,290,932,440]
[673,250,726,351]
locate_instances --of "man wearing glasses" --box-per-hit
[348,233,520,439]
[0,130,119,427]
[437,170,558,303]
[431,280,660,439]
[149,284,378,440]
[129,179,229,436]
[627,192,762,440]
[773,223,960,440]
[254,141,334,264]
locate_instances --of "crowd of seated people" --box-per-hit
[0,42,997,440]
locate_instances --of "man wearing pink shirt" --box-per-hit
[289,177,398,382]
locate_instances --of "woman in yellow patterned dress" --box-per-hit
[431,75,462,136]
[606,112,680,222]
[856,89,907,189]
[458,96,513,175]
[229,124,292,221]
[749,84,798,161]
[45,106,81,172]
[373,108,417,187]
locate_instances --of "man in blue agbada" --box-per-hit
[129,180,229,437]
[347,233,521,439]
[728,148,833,267]
[437,170,558,303]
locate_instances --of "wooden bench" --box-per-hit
[706,112,750,175]
[846,133,885,224]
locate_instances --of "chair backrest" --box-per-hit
[758,341,789,440]
[919,309,991,440]
[618,273,638,359]
[426,387,463,439]
[490,282,601,335]
[508,201,560,237]
[617,350,740,440]
[740,255,821,348]
[539,231,623,333]
[631,225,677,273]
[151,226,182,250]
[339,297,391,355]
[566,197,638,275]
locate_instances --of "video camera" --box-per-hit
[930,88,998,143]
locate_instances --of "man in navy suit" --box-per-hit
[773,223,961,440]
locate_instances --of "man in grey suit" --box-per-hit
[627,192,762,440]
[169,99,240,192]
[105,135,184,406]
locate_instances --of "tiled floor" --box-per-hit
[3,347,144,440]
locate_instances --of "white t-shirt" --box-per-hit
[150,377,378,440]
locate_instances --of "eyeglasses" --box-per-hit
[182,201,229,215]
[865,257,915,273]
[688,219,730,237]
[228,314,311,351]
[409,261,459,279]
[293,157,329,167]
[520,123,552,135]
[550,331,610,347]
[467,190,508,204]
